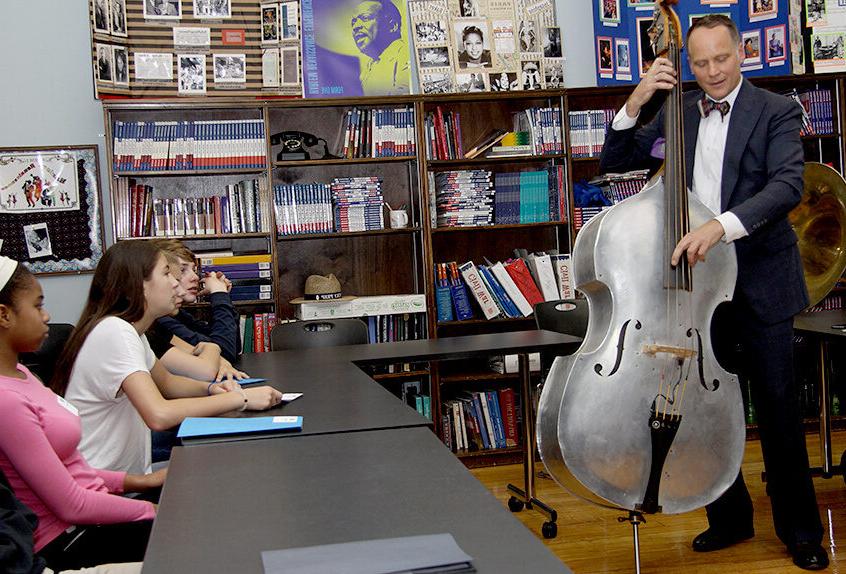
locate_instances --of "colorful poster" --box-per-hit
[301,0,412,97]
[0,152,81,213]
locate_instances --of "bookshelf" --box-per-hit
[101,72,846,465]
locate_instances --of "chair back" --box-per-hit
[270,319,369,351]
[534,299,588,338]
[20,323,74,386]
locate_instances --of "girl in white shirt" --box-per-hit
[52,241,282,473]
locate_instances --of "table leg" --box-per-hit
[809,338,843,480]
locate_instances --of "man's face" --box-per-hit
[687,25,743,101]
[464,32,484,60]
[352,1,384,56]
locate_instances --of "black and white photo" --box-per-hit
[521,60,542,89]
[418,46,450,67]
[806,0,826,26]
[213,53,246,83]
[178,54,206,94]
[489,71,518,91]
[194,0,231,19]
[422,72,453,94]
[415,20,448,44]
[542,26,562,58]
[544,59,563,88]
[110,0,128,36]
[134,52,173,81]
[455,72,486,92]
[94,0,110,34]
[23,223,53,259]
[113,46,129,85]
[96,43,114,83]
[519,19,537,52]
[144,0,181,20]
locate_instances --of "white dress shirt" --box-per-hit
[611,81,748,243]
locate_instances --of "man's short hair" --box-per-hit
[152,238,196,265]
[687,14,740,46]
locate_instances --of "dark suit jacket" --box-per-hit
[600,78,809,324]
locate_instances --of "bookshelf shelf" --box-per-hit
[801,133,839,140]
[437,317,536,327]
[439,371,540,384]
[119,232,271,241]
[431,221,567,234]
[371,370,430,381]
[426,153,567,167]
[571,156,602,163]
[273,156,416,168]
[277,227,420,241]
[186,299,274,308]
[456,446,522,460]
[113,167,267,177]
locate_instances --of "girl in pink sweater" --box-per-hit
[0,256,161,571]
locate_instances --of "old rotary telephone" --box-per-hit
[269,131,340,161]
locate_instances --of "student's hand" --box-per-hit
[123,468,168,492]
[626,56,677,118]
[244,386,284,410]
[216,271,233,293]
[203,272,228,294]
[216,359,248,382]
[208,380,241,394]
[192,341,220,356]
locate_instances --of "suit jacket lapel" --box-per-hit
[721,78,763,210]
[684,91,702,190]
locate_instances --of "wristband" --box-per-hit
[207,382,216,396]
[235,386,248,411]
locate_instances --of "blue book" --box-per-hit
[177,416,303,439]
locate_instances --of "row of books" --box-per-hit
[116,179,266,238]
[362,313,428,376]
[399,381,431,420]
[435,251,574,322]
[239,312,278,354]
[338,106,417,158]
[442,388,520,453]
[112,119,266,172]
[434,170,494,227]
[273,183,333,236]
[786,88,835,136]
[572,206,610,232]
[808,293,844,311]
[332,177,385,233]
[198,253,273,296]
[424,107,564,160]
[568,108,616,158]
[588,170,650,204]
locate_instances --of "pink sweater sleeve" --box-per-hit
[95,468,128,494]
[0,392,155,525]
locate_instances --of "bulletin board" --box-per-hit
[0,146,105,275]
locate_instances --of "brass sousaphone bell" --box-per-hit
[790,162,846,307]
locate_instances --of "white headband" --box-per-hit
[0,256,19,293]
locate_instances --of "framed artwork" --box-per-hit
[636,16,657,75]
[0,146,104,275]
[742,29,762,66]
[765,24,786,63]
[599,0,621,25]
[597,36,614,75]
[615,37,631,73]
[748,0,777,22]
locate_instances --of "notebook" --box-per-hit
[177,416,303,439]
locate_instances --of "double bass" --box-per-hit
[537,0,746,514]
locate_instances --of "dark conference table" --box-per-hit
[142,427,572,574]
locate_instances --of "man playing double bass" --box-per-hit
[600,15,828,571]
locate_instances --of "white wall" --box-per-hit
[0,0,596,323]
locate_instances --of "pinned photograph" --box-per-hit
[280,1,298,39]
[110,0,128,36]
[615,37,631,73]
[544,59,564,88]
[262,48,280,87]
[96,43,114,83]
[134,52,173,81]
[280,46,299,86]
[518,19,538,52]
[173,26,211,49]
[806,0,826,26]
[94,0,110,34]
[178,54,206,94]
[455,72,486,92]
[765,24,786,63]
[213,53,246,83]
[597,36,613,74]
[194,0,231,18]
[113,46,129,85]
[812,32,846,64]
[599,0,620,25]
[422,72,453,94]
[627,0,653,6]
[262,4,279,43]
[415,21,448,44]
[492,20,516,54]
[418,46,450,67]
[460,0,481,17]
[489,71,518,91]
[742,29,761,66]
[749,0,777,22]
[543,27,562,58]
[23,223,53,260]
[636,17,657,75]
[454,20,492,68]
[143,0,181,19]
[521,60,542,89]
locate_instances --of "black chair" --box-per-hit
[20,323,74,386]
[270,319,369,351]
[534,299,589,337]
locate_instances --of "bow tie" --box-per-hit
[701,97,731,120]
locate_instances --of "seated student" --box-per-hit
[153,240,241,362]
[51,241,282,474]
[0,256,157,572]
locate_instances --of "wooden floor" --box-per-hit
[471,431,846,573]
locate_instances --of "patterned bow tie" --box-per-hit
[701,97,731,120]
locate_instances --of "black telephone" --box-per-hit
[269,131,340,161]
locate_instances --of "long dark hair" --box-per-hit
[0,264,34,308]
[51,241,162,395]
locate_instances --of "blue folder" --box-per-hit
[177,416,303,439]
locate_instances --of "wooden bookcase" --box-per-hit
[101,73,846,466]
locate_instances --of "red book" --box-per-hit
[504,258,544,307]
[253,313,265,353]
[498,388,519,447]
[434,106,448,159]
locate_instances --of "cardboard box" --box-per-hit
[294,294,427,320]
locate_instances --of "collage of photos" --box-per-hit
[408,0,562,94]
[93,0,128,37]
[142,0,232,19]
[806,0,846,73]
[261,1,302,94]
[95,43,130,87]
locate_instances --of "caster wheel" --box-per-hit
[542,521,558,539]
[507,496,524,512]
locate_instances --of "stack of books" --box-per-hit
[239,312,279,353]
[442,388,519,453]
[272,183,334,236]
[568,108,617,158]
[198,253,273,303]
[339,106,416,158]
[331,176,384,232]
[434,170,494,228]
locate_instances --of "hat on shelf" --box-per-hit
[289,274,356,304]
